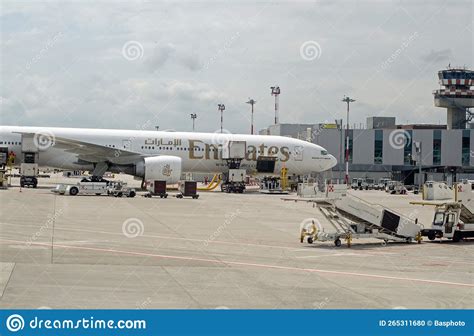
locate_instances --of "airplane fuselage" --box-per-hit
[0,126,337,177]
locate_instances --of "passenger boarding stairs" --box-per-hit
[318,205,355,235]
[456,182,474,223]
[329,193,420,239]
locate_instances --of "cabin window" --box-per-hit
[433,213,444,226]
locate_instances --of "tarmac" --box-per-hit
[0,173,472,309]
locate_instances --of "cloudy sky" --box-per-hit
[1,0,472,134]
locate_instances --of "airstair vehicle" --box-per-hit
[299,184,422,247]
[422,181,453,200]
[413,181,474,242]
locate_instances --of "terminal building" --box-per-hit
[260,67,474,184]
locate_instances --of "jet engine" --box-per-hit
[135,156,182,183]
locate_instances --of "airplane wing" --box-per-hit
[14,132,144,164]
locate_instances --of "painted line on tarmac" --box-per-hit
[0,221,297,251]
[296,253,360,259]
[1,238,472,288]
[2,221,473,265]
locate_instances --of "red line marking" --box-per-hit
[4,238,472,288]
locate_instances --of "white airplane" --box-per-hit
[0,126,337,183]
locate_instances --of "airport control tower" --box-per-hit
[433,66,474,129]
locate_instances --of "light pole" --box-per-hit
[336,119,343,183]
[342,96,355,185]
[217,104,225,133]
[246,98,256,134]
[415,141,423,189]
[190,113,197,131]
[270,86,280,125]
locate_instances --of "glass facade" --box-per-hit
[403,130,413,165]
[462,130,471,166]
[433,130,442,166]
[441,71,474,80]
[374,130,383,164]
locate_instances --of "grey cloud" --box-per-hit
[145,44,202,72]
[178,53,202,71]
[421,49,453,63]
[1,1,471,132]
[145,44,176,71]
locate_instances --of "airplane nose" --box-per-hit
[327,154,337,170]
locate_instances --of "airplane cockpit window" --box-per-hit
[321,150,328,155]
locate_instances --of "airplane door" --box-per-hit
[294,146,304,161]
[122,139,132,150]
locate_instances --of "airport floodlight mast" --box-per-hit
[342,96,355,185]
[246,98,257,134]
[190,113,197,131]
[270,86,281,125]
[217,104,225,133]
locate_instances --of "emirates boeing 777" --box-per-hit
[0,126,337,183]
